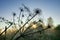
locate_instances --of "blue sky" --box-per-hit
[0,0,60,28]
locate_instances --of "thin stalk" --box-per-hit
[15,27,49,40]
[0,22,13,36]
[4,26,7,40]
[18,11,21,26]
[11,13,38,40]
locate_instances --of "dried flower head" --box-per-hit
[19,7,24,12]
[13,13,16,16]
[22,14,24,17]
[34,8,42,14]
[29,14,31,16]
[2,17,4,20]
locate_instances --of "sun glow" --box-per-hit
[32,24,37,29]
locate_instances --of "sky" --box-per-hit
[0,0,60,28]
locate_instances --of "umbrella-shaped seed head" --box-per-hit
[22,14,24,17]
[20,7,24,12]
[13,13,16,16]
[2,17,4,20]
[34,8,42,14]
[29,14,31,16]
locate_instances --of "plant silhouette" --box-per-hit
[0,4,60,40]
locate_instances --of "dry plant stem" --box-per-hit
[0,23,13,36]
[11,13,38,40]
[18,11,21,26]
[15,27,49,40]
